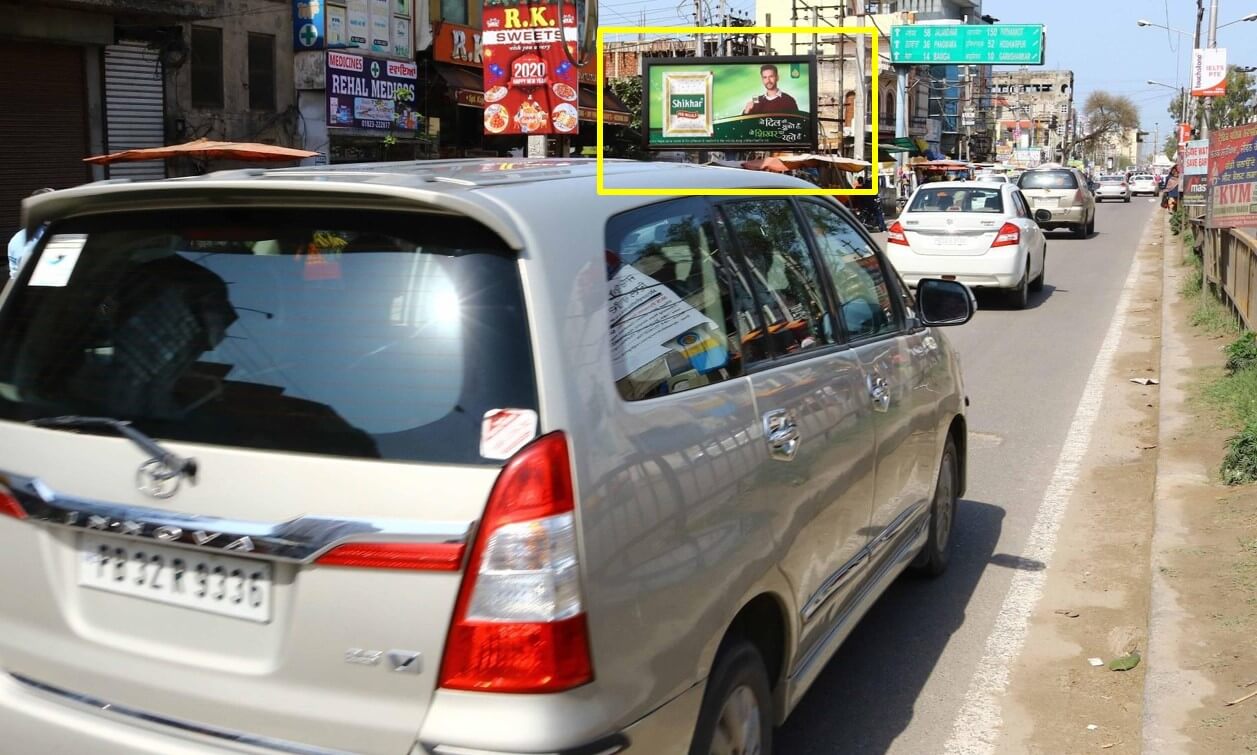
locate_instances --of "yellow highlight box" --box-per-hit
[596,25,880,196]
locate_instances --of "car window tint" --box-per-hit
[1018,170,1079,190]
[720,199,835,359]
[605,198,753,401]
[909,187,1004,213]
[798,201,899,341]
[1013,191,1030,218]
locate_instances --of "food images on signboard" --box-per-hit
[552,103,577,133]
[515,98,548,133]
[551,82,577,102]
[485,85,509,103]
[484,103,509,133]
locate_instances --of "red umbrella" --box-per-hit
[84,138,318,165]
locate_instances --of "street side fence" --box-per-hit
[1194,210,1257,330]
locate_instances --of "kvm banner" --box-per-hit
[1192,48,1227,97]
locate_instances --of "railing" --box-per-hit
[1196,208,1257,330]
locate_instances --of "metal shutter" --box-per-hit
[0,42,90,237]
[105,41,166,182]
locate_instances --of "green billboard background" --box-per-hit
[646,60,814,149]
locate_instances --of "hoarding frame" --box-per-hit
[640,54,819,152]
[595,26,879,197]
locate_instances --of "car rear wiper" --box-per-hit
[26,416,197,482]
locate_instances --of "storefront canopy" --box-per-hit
[85,138,318,164]
[578,85,631,126]
[432,63,632,126]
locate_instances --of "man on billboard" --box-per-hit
[742,64,800,115]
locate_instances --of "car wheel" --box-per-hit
[1030,247,1046,292]
[688,639,773,755]
[910,436,959,577]
[1008,261,1029,309]
[1073,222,1086,239]
[1124,196,1130,203]
[1088,214,1096,235]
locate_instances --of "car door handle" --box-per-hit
[762,409,801,462]
[868,375,891,413]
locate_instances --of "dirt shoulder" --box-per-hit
[1143,220,1257,753]
[995,214,1164,754]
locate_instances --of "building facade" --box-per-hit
[990,69,1075,167]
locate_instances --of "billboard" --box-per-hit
[1183,139,1209,175]
[481,0,579,136]
[1191,48,1227,97]
[1207,122,1257,228]
[890,24,1045,65]
[643,56,817,150]
[327,52,420,131]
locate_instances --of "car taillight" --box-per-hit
[887,221,909,246]
[1075,189,1086,203]
[439,431,593,693]
[316,542,465,571]
[991,222,1021,248]
[0,487,25,519]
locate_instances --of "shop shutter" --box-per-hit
[105,41,166,182]
[0,42,90,236]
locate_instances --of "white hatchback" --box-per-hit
[887,181,1048,309]
[1130,174,1160,196]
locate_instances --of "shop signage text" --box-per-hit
[481,0,578,136]
[1207,122,1257,228]
[327,52,420,131]
[293,0,325,50]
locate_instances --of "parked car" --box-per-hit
[887,181,1047,309]
[1017,166,1096,238]
[0,159,973,755]
[1130,174,1160,196]
[1095,175,1132,203]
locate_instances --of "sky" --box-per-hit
[596,0,1257,156]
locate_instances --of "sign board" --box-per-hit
[962,110,976,127]
[327,52,420,131]
[435,22,483,66]
[1183,139,1209,175]
[481,1,579,136]
[642,56,816,150]
[1182,174,1208,207]
[1207,122,1257,228]
[890,24,1045,65]
[1192,48,1227,97]
[1013,147,1041,168]
[293,0,325,50]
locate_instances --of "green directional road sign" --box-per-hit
[890,24,1045,65]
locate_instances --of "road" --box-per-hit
[777,197,1158,753]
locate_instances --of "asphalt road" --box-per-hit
[776,197,1158,754]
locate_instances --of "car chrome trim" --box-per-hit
[868,500,930,560]
[801,550,869,622]
[0,471,470,563]
[9,673,353,755]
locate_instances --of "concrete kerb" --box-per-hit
[1141,213,1217,752]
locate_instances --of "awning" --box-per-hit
[579,85,631,126]
[434,64,485,108]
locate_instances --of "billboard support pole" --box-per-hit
[854,29,865,161]
[895,64,908,174]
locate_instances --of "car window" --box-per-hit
[719,199,835,358]
[1018,170,1079,190]
[798,201,900,341]
[908,187,1004,213]
[605,198,756,402]
[1010,191,1029,218]
[1100,176,1123,183]
[0,209,537,465]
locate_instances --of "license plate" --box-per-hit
[934,236,971,248]
[1037,197,1059,208]
[79,536,273,623]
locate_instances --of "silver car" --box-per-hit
[1094,175,1131,203]
[1018,166,1097,238]
[0,160,972,755]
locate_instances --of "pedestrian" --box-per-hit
[6,187,55,280]
[853,176,888,232]
[1162,165,1181,212]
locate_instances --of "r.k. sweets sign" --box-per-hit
[480,0,579,136]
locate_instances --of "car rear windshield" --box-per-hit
[908,187,1004,213]
[1018,170,1079,190]
[0,208,536,465]
[1133,174,1154,180]
[1100,176,1124,183]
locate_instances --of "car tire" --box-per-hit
[688,639,774,755]
[1030,247,1046,292]
[1008,261,1029,309]
[1073,222,1086,239]
[1124,196,1130,203]
[910,436,959,578]
[1089,214,1096,235]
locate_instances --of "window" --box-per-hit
[0,209,536,465]
[1012,191,1031,218]
[883,89,896,125]
[1018,169,1078,190]
[441,0,468,26]
[799,201,899,341]
[605,198,754,401]
[191,26,223,109]
[247,33,276,111]
[721,200,834,357]
[909,187,1004,213]
[843,91,856,125]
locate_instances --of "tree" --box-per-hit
[1076,91,1140,148]
[1163,133,1178,159]
[1168,68,1257,132]
[607,76,644,159]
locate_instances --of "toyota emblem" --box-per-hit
[136,458,181,499]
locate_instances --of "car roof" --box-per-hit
[21,159,812,248]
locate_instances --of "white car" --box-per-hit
[1130,174,1160,196]
[887,181,1048,309]
[1095,175,1131,202]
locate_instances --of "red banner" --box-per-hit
[1179,122,1193,144]
[481,1,579,136]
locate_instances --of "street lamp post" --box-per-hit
[1148,79,1189,132]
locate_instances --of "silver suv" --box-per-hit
[0,160,971,755]
[1018,166,1097,238]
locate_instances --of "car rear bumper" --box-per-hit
[1096,191,1129,200]
[889,248,1026,290]
[1030,204,1085,228]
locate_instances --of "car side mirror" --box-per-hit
[917,279,976,327]
[1033,208,1052,224]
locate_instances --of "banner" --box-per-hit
[327,52,420,131]
[1179,122,1193,145]
[481,1,579,136]
[1182,174,1208,207]
[1183,139,1209,175]
[1207,122,1257,228]
[1191,48,1227,97]
[293,0,325,50]
[643,56,817,150]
